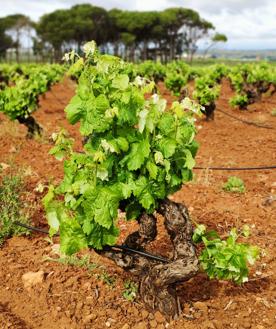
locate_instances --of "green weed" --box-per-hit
[122,280,138,301]
[223,176,245,193]
[99,271,116,287]
[0,174,30,245]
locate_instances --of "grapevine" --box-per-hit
[44,42,259,317]
[228,62,276,109]
[0,64,64,137]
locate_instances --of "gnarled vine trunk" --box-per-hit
[202,102,215,121]
[17,116,43,138]
[96,199,199,319]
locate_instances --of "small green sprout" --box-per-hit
[223,176,245,193]
[122,280,138,301]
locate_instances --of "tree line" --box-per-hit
[0,4,227,62]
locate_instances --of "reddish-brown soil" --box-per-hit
[0,78,275,329]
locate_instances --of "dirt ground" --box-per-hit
[0,78,275,329]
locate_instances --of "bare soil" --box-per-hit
[0,78,275,329]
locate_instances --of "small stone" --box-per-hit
[22,271,44,290]
[150,320,158,328]
[105,321,111,327]
[154,311,165,323]
[188,206,194,213]
[141,310,149,319]
[0,163,9,170]
[56,306,61,312]
[9,146,17,153]
[193,301,208,313]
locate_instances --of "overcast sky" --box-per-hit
[1,0,276,50]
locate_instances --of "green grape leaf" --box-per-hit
[112,74,129,90]
[121,138,150,171]
[60,218,88,255]
[157,137,177,158]
[65,95,83,124]
[146,161,158,180]
[184,149,196,169]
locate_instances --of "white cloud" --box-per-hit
[167,0,271,14]
[0,0,276,49]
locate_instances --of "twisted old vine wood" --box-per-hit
[97,198,199,319]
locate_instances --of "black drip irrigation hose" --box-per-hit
[112,244,168,263]
[194,165,276,171]
[13,221,169,264]
[216,108,275,130]
[14,222,50,235]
